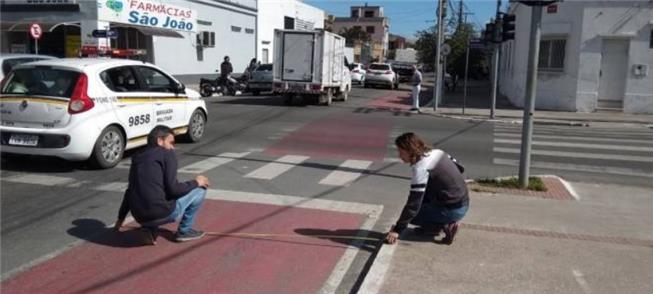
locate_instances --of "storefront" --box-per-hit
[0,0,257,78]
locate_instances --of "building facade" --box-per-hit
[0,0,258,80]
[256,0,324,64]
[331,5,389,63]
[498,0,653,114]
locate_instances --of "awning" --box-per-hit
[1,21,79,32]
[110,23,184,38]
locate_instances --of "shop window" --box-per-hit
[366,26,375,34]
[539,38,566,72]
[231,26,241,32]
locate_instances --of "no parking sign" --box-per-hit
[30,23,42,54]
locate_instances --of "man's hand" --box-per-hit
[385,231,399,244]
[195,175,210,188]
[113,219,124,232]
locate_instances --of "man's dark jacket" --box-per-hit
[220,61,233,77]
[118,147,198,223]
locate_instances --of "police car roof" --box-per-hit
[0,54,57,61]
[15,58,148,71]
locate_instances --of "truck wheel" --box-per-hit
[321,88,333,106]
[90,125,124,169]
[338,86,349,101]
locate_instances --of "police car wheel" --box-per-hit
[91,125,124,169]
[184,109,205,143]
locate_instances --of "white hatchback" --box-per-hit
[364,63,398,90]
[0,58,207,168]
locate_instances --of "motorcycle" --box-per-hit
[199,70,247,97]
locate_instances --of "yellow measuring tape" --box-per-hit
[125,226,382,242]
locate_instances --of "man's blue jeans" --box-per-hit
[141,188,206,234]
[410,201,469,227]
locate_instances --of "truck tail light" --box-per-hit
[68,73,95,114]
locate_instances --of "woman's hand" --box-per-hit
[385,231,399,244]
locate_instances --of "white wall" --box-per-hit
[579,1,653,114]
[257,0,325,63]
[500,1,653,113]
[152,0,256,76]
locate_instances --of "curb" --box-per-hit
[426,112,592,127]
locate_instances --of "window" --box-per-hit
[1,67,79,98]
[353,26,362,31]
[262,48,269,63]
[364,10,374,18]
[284,17,295,29]
[368,64,390,70]
[366,26,375,34]
[538,39,566,72]
[351,10,359,18]
[231,26,241,32]
[255,64,272,71]
[135,66,176,93]
[650,30,653,49]
[101,67,139,92]
[245,28,254,34]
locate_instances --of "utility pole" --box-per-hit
[458,0,464,29]
[490,0,501,119]
[462,12,473,115]
[433,0,446,111]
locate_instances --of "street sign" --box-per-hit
[441,43,452,56]
[29,23,42,40]
[92,29,118,39]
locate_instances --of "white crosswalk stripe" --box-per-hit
[319,160,373,186]
[492,125,653,178]
[179,152,250,174]
[245,155,310,180]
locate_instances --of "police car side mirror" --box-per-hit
[172,82,185,95]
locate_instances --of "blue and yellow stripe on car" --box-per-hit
[127,126,189,144]
[117,96,189,103]
[0,96,69,106]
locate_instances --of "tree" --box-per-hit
[339,27,371,47]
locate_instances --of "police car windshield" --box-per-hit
[1,67,80,98]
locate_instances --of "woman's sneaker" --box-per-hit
[442,222,459,245]
[175,229,206,242]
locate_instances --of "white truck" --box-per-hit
[272,29,352,105]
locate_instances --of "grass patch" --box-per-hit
[475,177,547,192]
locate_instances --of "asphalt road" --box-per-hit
[2,84,651,292]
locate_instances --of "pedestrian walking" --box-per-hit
[114,125,211,245]
[385,132,469,245]
[410,65,422,113]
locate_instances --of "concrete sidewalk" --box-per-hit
[359,181,653,294]
[416,78,653,128]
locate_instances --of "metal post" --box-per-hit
[463,33,470,115]
[490,45,498,118]
[433,0,444,111]
[518,5,543,188]
[35,39,38,55]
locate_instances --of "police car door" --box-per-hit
[99,66,154,146]
[133,66,187,131]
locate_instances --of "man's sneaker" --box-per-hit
[442,222,459,245]
[175,229,206,242]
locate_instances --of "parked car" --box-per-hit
[391,62,415,83]
[247,63,273,96]
[349,63,366,84]
[0,54,56,80]
[0,58,207,168]
[364,63,399,89]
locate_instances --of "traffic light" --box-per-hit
[483,22,495,45]
[502,14,516,41]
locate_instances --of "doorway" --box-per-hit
[597,39,629,109]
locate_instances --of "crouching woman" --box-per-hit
[385,132,470,245]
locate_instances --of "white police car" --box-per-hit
[0,58,207,168]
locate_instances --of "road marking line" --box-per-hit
[95,182,129,192]
[493,158,653,178]
[494,138,653,152]
[244,155,309,180]
[3,174,76,186]
[383,157,402,163]
[572,269,592,294]
[319,160,373,186]
[493,127,653,138]
[178,152,250,173]
[494,132,653,145]
[493,147,653,163]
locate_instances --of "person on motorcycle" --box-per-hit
[220,56,237,93]
[243,58,257,81]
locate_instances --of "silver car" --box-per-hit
[363,63,399,90]
[247,63,273,96]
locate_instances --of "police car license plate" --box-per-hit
[9,134,38,146]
